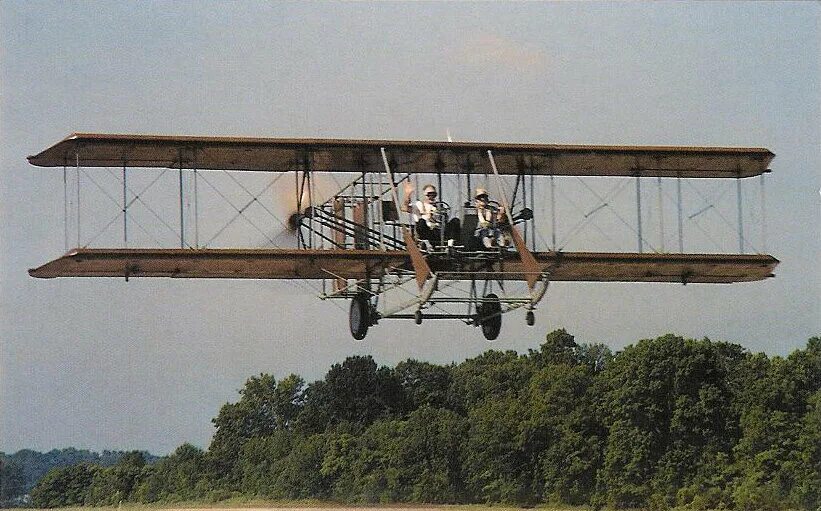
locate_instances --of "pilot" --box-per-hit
[474,187,509,248]
[403,182,460,247]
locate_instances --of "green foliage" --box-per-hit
[295,356,407,434]
[465,394,532,503]
[0,447,151,503]
[0,457,26,504]
[269,433,332,499]
[447,349,533,413]
[134,444,207,503]
[319,406,468,503]
[593,335,745,508]
[30,464,98,508]
[24,332,821,510]
[85,451,146,505]
[527,363,603,505]
[209,373,305,482]
[395,359,453,409]
[729,338,821,511]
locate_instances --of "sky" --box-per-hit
[1,1,819,455]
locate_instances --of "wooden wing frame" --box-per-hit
[27,134,779,287]
[28,133,774,178]
[29,248,777,284]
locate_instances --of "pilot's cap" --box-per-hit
[475,187,489,199]
[422,184,437,195]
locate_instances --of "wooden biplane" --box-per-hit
[27,134,779,340]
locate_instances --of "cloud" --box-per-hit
[454,34,548,72]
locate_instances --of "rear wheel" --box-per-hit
[526,310,535,326]
[477,293,502,340]
[349,293,370,340]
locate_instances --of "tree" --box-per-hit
[85,451,146,505]
[237,432,294,497]
[447,349,533,414]
[400,406,469,502]
[464,395,533,503]
[0,456,26,503]
[30,464,98,508]
[594,335,742,508]
[524,363,603,505]
[296,356,406,433]
[134,444,206,503]
[730,338,821,510]
[395,359,453,410]
[209,373,304,482]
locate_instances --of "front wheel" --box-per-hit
[350,293,370,340]
[477,293,502,341]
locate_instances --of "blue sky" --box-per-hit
[1,1,818,454]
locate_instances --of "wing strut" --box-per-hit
[380,147,432,289]
[487,150,541,291]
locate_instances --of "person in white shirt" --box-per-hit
[474,187,509,248]
[403,182,460,247]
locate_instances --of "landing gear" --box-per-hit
[414,309,423,324]
[477,293,502,341]
[526,310,535,326]
[349,293,373,340]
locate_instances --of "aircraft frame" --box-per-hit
[27,134,779,340]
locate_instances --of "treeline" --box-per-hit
[28,331,821,510]
[0,449,157,506]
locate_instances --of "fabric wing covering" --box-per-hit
[28,133,774,178]
[29,248,778,284]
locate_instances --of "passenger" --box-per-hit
[474,187,509,248]
[403,182,460,247]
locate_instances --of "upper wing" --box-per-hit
[29,248,778,284]
[28,133,774,178]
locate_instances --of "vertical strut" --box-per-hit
[466,165,472,206]
[178,149,185,249]
[736,177,744,253]
[362,170,367,250]
[522,169,527,246]
[635,175,643,253]
[63,163,68,251]
[456,171,462,221]
[193,149,199,249]
[760,173,767,253]
[76,151,80,248]
[677,175,684,253]
[550,175,556,250]
[305,161,314,248]
[530,171,535,251]
[295,166,301,247]
[122,161,128,248]
[378,167,385,250]
[657,177,664,252]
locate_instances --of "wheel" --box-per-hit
[526,310,535,326]
[414,309,423,324]
[477,293,502,341]
[349,293,370,340]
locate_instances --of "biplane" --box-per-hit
[27,134,779,340]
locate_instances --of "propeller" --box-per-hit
[263,173,347,248]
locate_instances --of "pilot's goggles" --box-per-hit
[476,194,488,201]
[426,192,437,198]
